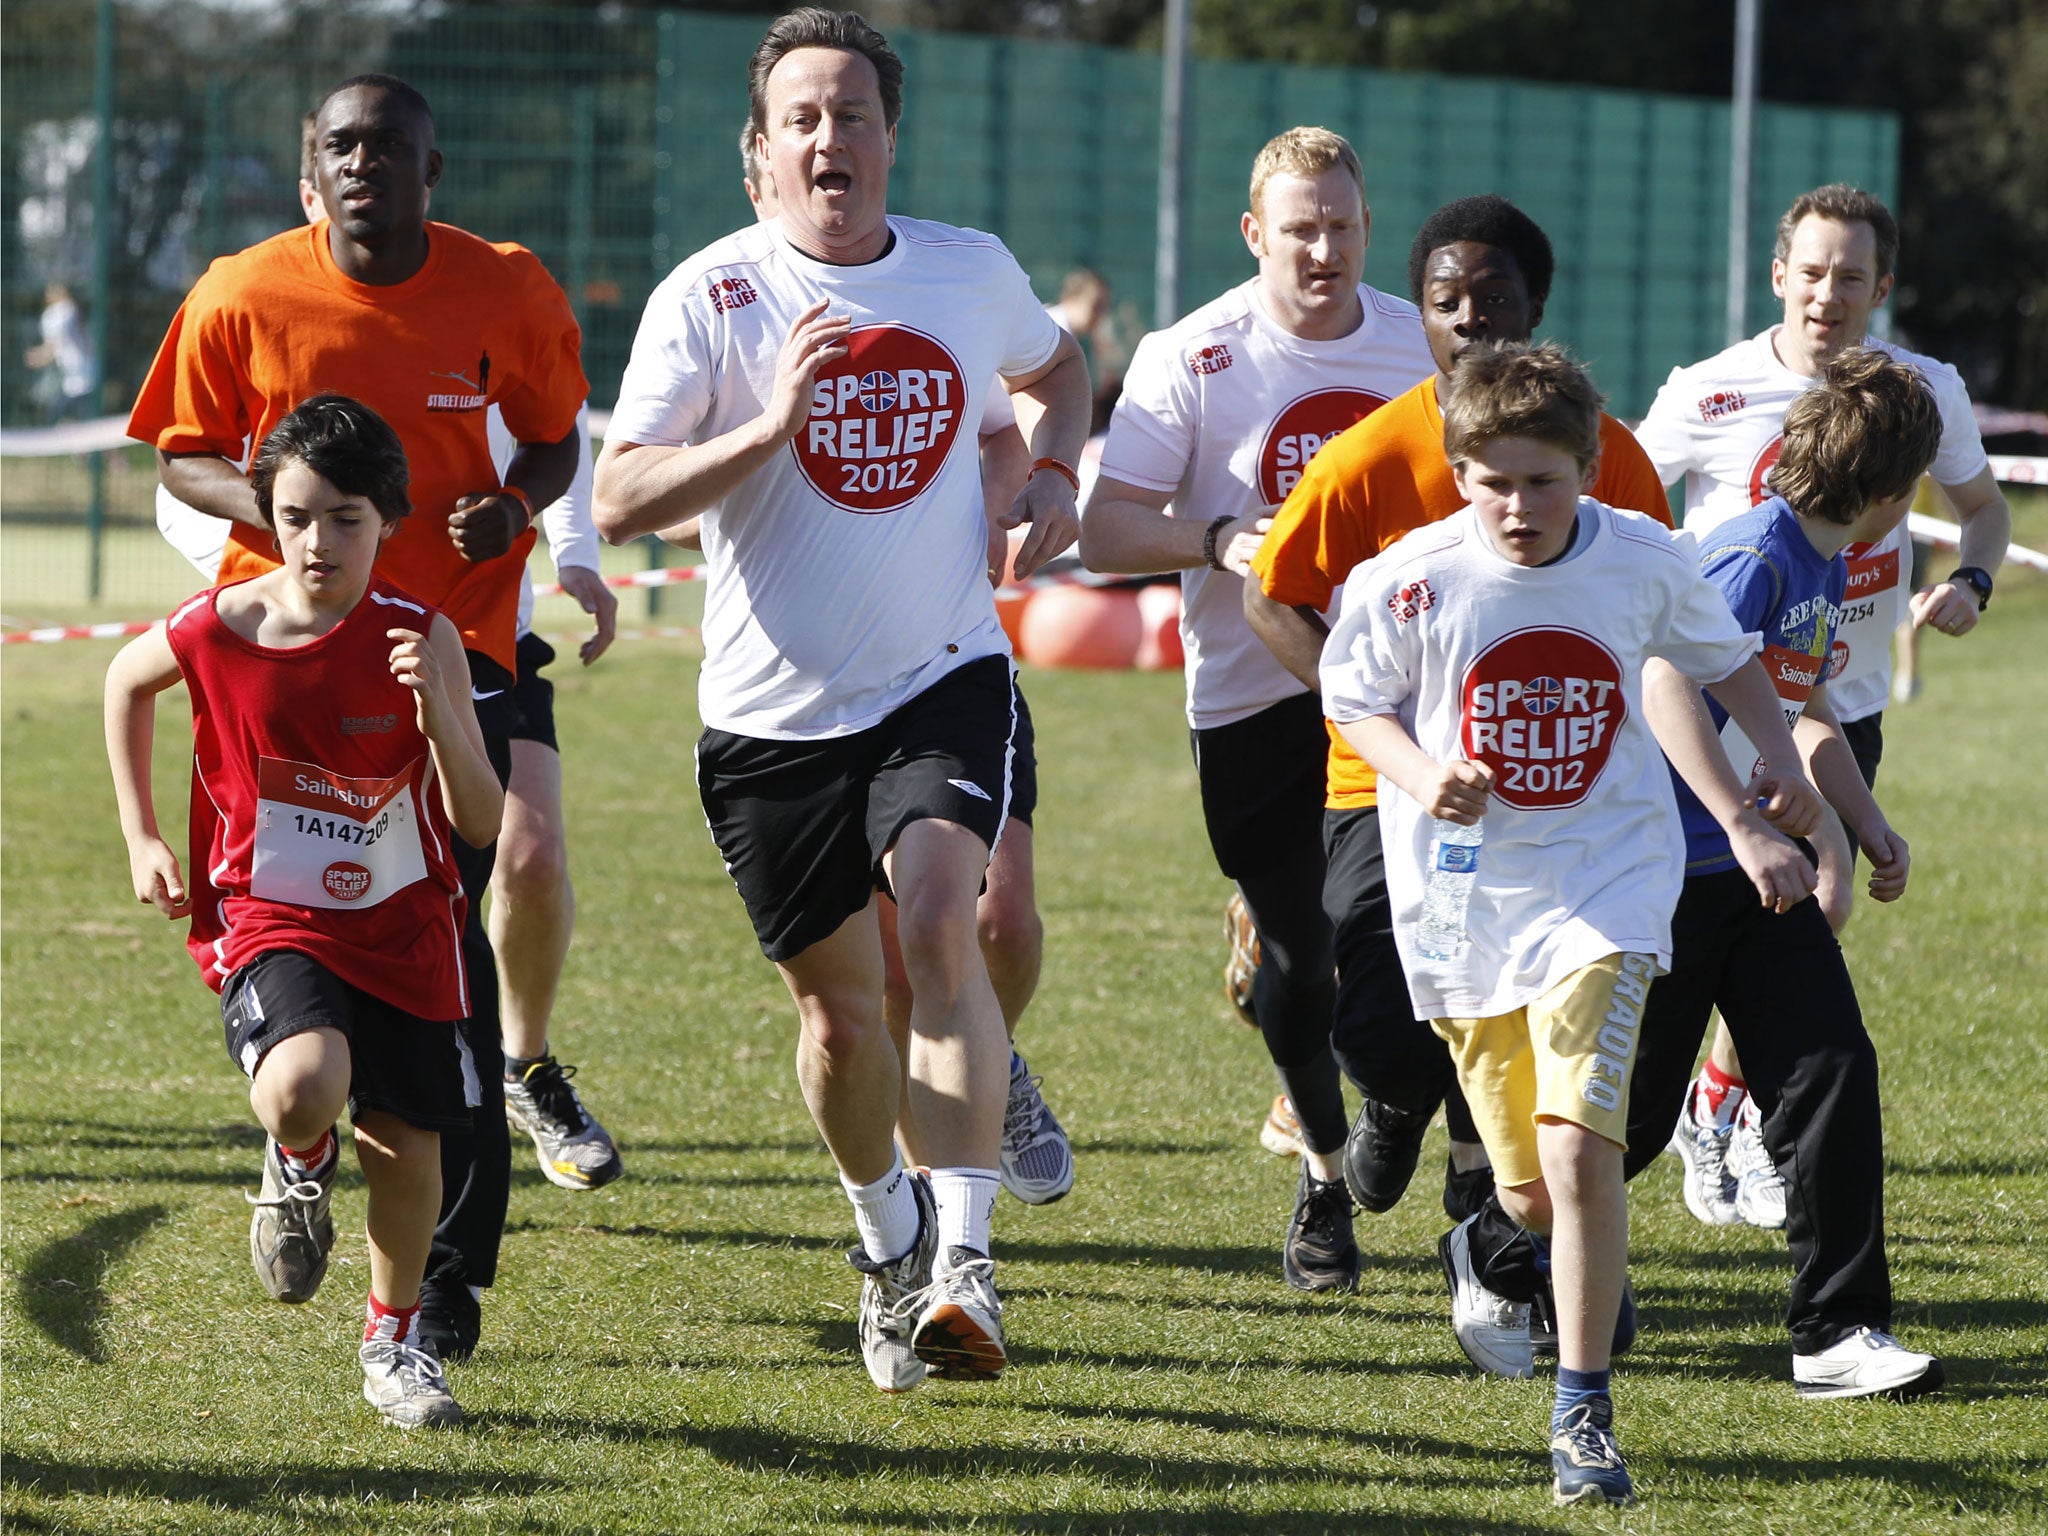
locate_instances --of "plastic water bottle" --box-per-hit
[1414,817,1484,961]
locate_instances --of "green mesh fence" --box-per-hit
[2,2,1897,604]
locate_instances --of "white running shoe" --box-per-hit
[846,1169,938,1394]
[1729,1098,1788,1229]
[912,1246,1007,1380]
[999,1051,1075,1205]
[247,1134,338,1303]
[361,1339,464,1427]
[1438,1215,1533,1379]
[1260,1093,1306,1158]
[1223,891,1261,1028]
[1793,1327,1944,1400]
[1670,1091,1742,1226]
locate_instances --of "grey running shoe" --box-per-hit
[1439,1215,1534,1378]
[361,1339,464,1428]
[845,1169,937,1393]
[1729,1099,1788,1229]
[1551,1396,1634,1506]
[246,1134,337,1304]
[1000,1051,1074,1205]
[912,1246,1007,1380]
[505,1055,624,1192]
[1283,1166,1360,1293]
[1670,1092,1742,1226]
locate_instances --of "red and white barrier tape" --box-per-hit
[530,564,705,599]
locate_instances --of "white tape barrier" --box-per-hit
[0,410,617,457]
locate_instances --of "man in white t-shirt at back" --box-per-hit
[594,8,1089,1393]
[1081,127,1435,1295]
[1635,183,2010,1229]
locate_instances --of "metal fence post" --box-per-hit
[87,0,117,602]
[568,85,596,330]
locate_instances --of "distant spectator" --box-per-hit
[24,282,97,421]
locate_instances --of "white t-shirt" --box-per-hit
[1635,327,1988,721]
[1097,279,1434,729]
[609,217,1060,739]
[155,405,599,644]
[1320,499,1760,1018]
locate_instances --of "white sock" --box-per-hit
[841,1154,921,1264]
[929,1166,1000,1266]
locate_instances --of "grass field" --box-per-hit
[4,555,2046,1533]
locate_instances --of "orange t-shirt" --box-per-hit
[128,221,587,672]
[1252,373,1671,808]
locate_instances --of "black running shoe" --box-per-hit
[1282,1166,1360,1293]
[1343,1096,1432,1214]
[1442,1154,1496,1224]
[417,1276,481,1365]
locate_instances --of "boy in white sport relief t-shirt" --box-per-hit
[1320,343,1819,1508]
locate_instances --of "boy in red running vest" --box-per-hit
[105,394,503,1428]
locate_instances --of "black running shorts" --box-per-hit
[697,655,1018,962]
[508,631,560,752]
[1010,680,1038,827]
[1190,689,1328,880]
[221,949,477,1133]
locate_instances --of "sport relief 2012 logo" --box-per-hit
[1460,628,1626,810]
[1747,432,1784,505]
[795,325,965,514]
[322,861,373,903]
[1257,389,1388,504]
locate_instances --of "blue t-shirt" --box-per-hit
[1673,497,1847,872]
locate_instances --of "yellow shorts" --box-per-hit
[1430,952,1657,1189]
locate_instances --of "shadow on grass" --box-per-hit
[500,1218,839,1252]
[0,1455,555,1508]
[1681,1447,2041,1511]
[14,1203,169,1361]
[0,1118,264,1154]
[477,1412,1528,1498]
[832,1509,1556,1535]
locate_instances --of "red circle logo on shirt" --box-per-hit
[1257,389,1388,505]
[792,324,967,514]
[1460,628,1628,810]
[323,862,373,903]
[1747,433,1784,505]
[1826,637,1851,681]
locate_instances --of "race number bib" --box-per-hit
[250,756,429,910]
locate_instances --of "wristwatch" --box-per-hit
[1949,566,1993,611]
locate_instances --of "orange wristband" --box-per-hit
[1029,457,1081,494]
[498,483,536,533]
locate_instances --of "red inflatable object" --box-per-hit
[996,584,1033,650]
[1019,583,1143,669]
[1134,582,1184,671]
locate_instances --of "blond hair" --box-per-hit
[1248,126,1364,219]
[1442,342,1603,470]
[1768,348,1939,525]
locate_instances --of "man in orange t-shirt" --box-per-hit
[127,73,586,1364]
[1246,196,1670,1233]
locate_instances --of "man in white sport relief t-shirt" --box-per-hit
[1633,183,2012,1231]
[593,10,1090,1394]
[1080,126,1436,1295]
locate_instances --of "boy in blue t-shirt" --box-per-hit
[1642,347,1943,1399]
